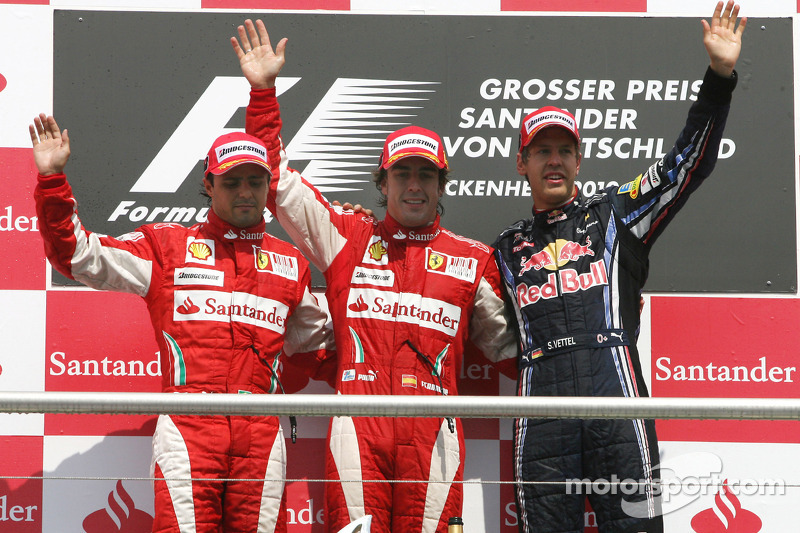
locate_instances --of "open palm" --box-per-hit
[29,114,70,176]
[702,1,747,77]
[232,19,287,90]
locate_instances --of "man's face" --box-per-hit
[204,163,269,228]
[381,156,443,228]
[517,127,581,211]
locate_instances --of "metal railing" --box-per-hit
[2,391,799,420]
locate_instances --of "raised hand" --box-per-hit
[29,114,70,176]
[702,1,747,77]
[231,19,287,90]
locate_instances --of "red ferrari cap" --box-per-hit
[204,132,271,177]
[378,126,448,170]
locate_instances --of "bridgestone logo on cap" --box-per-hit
[388,134,439,157]
[525,112,576,135]
[215,141,268,163]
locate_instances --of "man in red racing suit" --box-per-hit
[231,20,518,533]
[30,117,333,533]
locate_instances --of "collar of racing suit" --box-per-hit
[532,188,579,216]
[382,213,442,241]
[531,190,583,227]
[202,207,267,241]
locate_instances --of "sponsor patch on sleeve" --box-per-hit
[639,165,662,195]
[617,176,641,199]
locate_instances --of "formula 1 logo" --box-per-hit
[127,77,437,196]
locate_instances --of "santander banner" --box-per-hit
[45,291,160,437]
[651,297,800,443]
[0,149,46,291]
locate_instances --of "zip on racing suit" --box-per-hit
[494,67,737,533]
[246,87,518,533]
[35,173,333,533]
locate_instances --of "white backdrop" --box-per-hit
[1,1,798,532]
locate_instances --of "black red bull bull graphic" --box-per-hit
[519,237,596,274]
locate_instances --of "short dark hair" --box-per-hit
[200,175,213,205]
[371,166,450,215]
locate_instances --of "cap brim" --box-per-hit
[207,158,272,177]
[520,123,580,152]
[381,151,447,170]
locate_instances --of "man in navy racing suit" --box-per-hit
[493,3,747,532]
